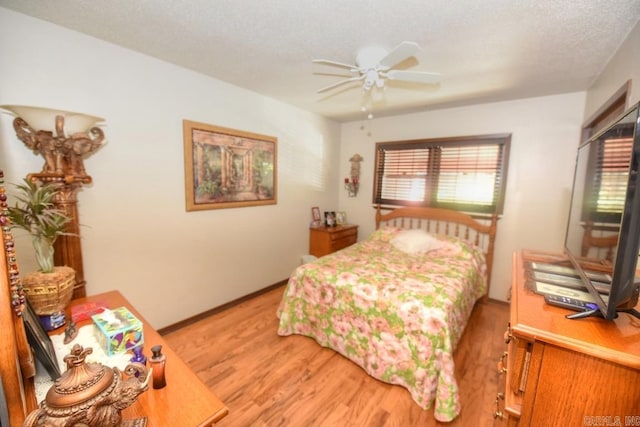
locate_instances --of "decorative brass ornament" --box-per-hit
[23,344,150,427]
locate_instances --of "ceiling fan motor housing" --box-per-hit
[363,68,383,91]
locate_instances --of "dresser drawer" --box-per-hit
[494,325,526,426]
[329,228,357,241]
[331,234,357,251]
[309,225,358,257]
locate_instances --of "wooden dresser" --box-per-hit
[495,250,640,426]
[309,224,358,257]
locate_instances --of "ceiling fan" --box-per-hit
[312,41,440,94]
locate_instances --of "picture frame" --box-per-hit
[528,270,586,292]
[311,206,321,221]
[311,206,322,228]
[183,120,277,211]
[532,281,609,304]
[335,211,347,225]
[527,262,612,294]
[23,299,61,380]
[324,211,336,227]
[529,261,611,283]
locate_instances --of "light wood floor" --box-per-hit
[164,285,510,426]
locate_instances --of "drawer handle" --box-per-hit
[497,351,508,374]
[494,397,504,420]
[496,392,504,400]
[503,329,515,344]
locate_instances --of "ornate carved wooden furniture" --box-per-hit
[0,105,106,298]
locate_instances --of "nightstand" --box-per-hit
[309,224,358,257]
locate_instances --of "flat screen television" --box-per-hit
[564,102,640,320]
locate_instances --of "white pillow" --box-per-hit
[390,229,444,255]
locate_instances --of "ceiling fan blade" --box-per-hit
[316,75,365,93]
[312,59,359,71]
[378,41,420,69]
[384,69,441,84]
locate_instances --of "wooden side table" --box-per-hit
[58,291,228,426]
[309,224,358,257]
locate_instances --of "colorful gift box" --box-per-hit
[92,307,144,356]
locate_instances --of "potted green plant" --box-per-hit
[8,179,71,272]
[7,178,76,324]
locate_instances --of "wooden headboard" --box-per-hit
[581,221,619,262]
[375,205,499,301]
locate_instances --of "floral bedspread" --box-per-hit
[276,227,487,422]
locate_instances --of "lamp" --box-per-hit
[0,105,105,178]
[0,105,106,298]
[344,153,363,197]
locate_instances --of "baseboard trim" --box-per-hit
[487,297,509,305]
[158,279,288,336]
[158,280,508,335]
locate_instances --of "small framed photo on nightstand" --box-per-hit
[336,211,347,225]
[311,206,322,228]
[324,211,336,227]
[311,206,321,221]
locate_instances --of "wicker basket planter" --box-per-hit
[22,266,75,315]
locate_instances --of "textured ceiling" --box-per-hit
[1,0,639,122]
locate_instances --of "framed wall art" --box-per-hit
[183,120,278,211]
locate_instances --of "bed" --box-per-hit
[276,205,498,422]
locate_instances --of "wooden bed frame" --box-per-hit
[375,205,499,300]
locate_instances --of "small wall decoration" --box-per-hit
[183,120,277,211]
[344,153,363,197]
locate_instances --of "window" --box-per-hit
[585,131,634,223]
[581,80,629,142]
[374,134,510,214]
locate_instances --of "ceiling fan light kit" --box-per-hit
[313,41,441,95]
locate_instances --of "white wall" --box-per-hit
[0,8,341,328]
[585,20,640,116]
[339,92,586,301]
